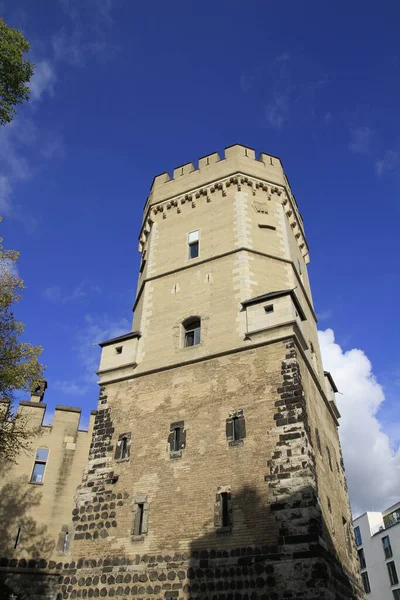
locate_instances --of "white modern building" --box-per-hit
[354,501,400,599]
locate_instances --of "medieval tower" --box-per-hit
[0,144,364,599]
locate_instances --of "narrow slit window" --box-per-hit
[188,230,199,259]
[174,427,181,452]
[63,531,69,553]
[136,503,144,536]
[121,436,128,459]
[115,432,131,461]
[30,448,49,483]
[221,493,230,527]
[14,527,21,549]
[232,416,239,441]
[183,317,201,347]
[168,421,186,457]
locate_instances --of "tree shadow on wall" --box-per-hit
[185,484,363,600]
[0,475,55,559]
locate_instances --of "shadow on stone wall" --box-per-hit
[184,484,364,600]
[0,476,55,559]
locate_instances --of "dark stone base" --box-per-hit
[1,543,364,600]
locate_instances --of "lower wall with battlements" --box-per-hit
[0,398,95,570]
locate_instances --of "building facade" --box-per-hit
[0,144,364,599]
[0,385,95,599]
[354,502,400,599]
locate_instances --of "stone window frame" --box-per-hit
[168,421,186,459]
[114,432,131,462]
[214,485,232,534]
[226,409,246,447]
[132,494,150,542]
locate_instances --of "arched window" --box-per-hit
[183,317,201,347]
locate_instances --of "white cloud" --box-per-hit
[376,150,400,177]
[266,94,290,129]
[348,126,373,154]
[319,328,400,516]
[30,60,56,101]
[43,282,100,303]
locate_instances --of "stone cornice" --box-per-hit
[137,172,309,262]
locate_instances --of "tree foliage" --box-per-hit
[0,218,44,462]
[0,17,34,126]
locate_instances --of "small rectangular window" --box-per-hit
[115,346,123,354]
[14,527,21,549]
[383,536,393,559]
[168,421,186,457]
[132,497,149,538]
[136,503,144,536]
[226,411,246,446]
[361,571,371,594]
[30,448,49,483]
[358,548,366,569]
[326,446,333,471]
[115,432,131,461]
[214,488,232,530]
[388,562,399,586]
[188,230,199,259]
[221,493,229,527]
[354,525,362,546]
[264,305,274,314]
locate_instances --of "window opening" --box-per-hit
[361,572,371,594]
[183,318,201,347]
[188,230,199,259]
[358,548,366,569]
[264,305,274,314]
[173,427,181,452]
[383,536,393,559]
[63,531,69,553]
[221,493,229,527]
[388,561,399,586]
[115,346,122,354]
[30,448,49,483]
[354,525,362,546]
[14,527,21,549]
[121,436,129,459]
[136,503,144,536]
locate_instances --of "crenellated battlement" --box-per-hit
[16,400,97,434]
[145,144,284,211]
[138,144,308,261]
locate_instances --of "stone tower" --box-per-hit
[64,145,363,599]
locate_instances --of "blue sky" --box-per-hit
[1,0,399,512]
